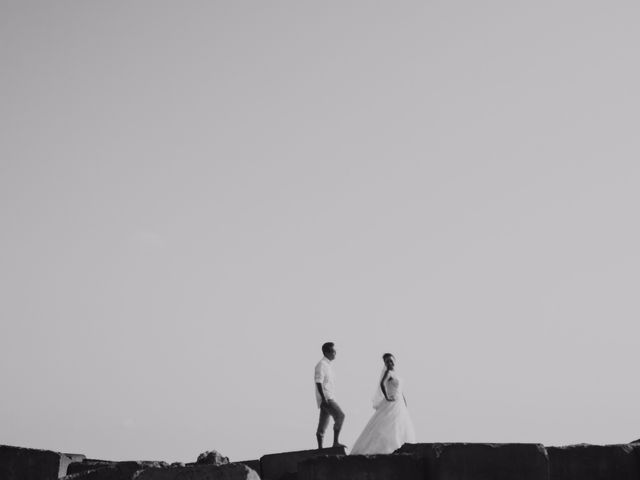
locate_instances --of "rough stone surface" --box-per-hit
[548,444,640,480]
[136,463,259,480]
[61,461,144,480]
[66,459,116,476]
[260,446,346,480]
[396,442,549,480]
[61,461,168,480]
[8,440,640,480]
[231,460,260,476]
[299,453,421,480]
[197,450,230,466]
[0,444,63,480]
[59,453,87,477]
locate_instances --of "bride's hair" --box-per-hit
[382,353,394,361]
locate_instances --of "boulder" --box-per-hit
[231,459,260,476]
[135,463,259,479]
[0,444,66,480]
[65,458,115,476]
[61,461,144,480]
[396,442,549,480]
[260,446,346,480]
[62,461,167,480]
[299,453,421,480]
[59,453,87,477]
[548,444,640,480]
[197,450,230,466]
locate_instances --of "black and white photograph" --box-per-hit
[1,2,639,479]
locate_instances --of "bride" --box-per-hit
[350,353,416,455]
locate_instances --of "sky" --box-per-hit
[1,0,640,464]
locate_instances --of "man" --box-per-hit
[314,342,345,449]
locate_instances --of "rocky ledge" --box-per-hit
[2,441,640,480]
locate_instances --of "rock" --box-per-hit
[59,453,87,477]
[196,450,229,466]
[61,461,144,480]
[548,443,640,480]
[135,463,259,480]
[169,462,184,467]
[0,444,67,480]
[260,446,346,480]
[396,442,550,480]
[230,460,260,476]
[65,459,116,476]
[62,461,168,480]
[299,453,421,480]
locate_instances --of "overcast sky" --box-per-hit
[2,1,639,464]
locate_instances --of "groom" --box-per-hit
[314,342,345,449]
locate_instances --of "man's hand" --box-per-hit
[316,382,328,408]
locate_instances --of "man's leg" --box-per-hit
[316,403,330,449]
[326,399,346,447]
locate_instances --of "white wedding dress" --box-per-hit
[350,372,416,455]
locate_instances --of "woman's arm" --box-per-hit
[380,369,391,401]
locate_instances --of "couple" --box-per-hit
[314,342,416,455]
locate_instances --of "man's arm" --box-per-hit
[316,382,327,404]
[314,363,327,405]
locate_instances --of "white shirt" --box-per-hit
[314,357,336,407]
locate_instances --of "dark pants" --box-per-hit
[316,399,345,437]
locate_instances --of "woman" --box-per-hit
[350,353,416,455]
